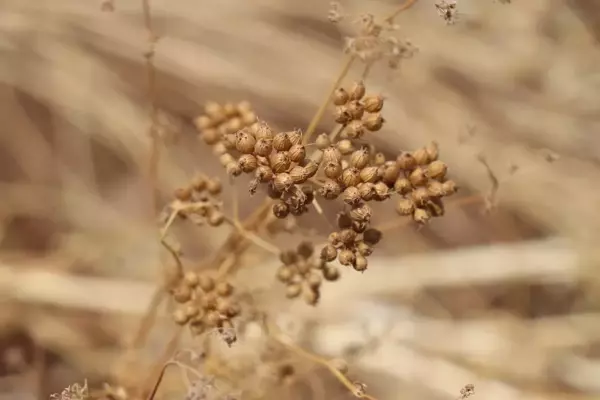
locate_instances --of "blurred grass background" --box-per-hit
[0,0,600,399]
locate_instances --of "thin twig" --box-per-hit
[384,0,420,23]
[142,326,184,400]
[224,217,280,255]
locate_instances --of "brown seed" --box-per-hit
[363,113,384,131]
[303,288,320,306]
[280,250,297,265]
[216,282,234,297]
[351,148,370,169]
[409,167,428,186]
[235,129,256,154]
[183,271,199,287]
[173,285,192,303]
[338,249,356,266]
[323,266,340,281]
[303,161,320,178]
[225,117,243,134]
[349,203,372,222]
[428,180,445,197]
[328,231,341,246]
[200,292,218,310]
[373,152,386,166]
[339,229,357,245]
[321,244,338,262]
[345,120,365,139]
[256,165,274,182]
[315,133,331,149]
[206,178,222,195]
[198,275,215,292]
[426,141,439,161]
[411,187,430,205]
[253,121,275,140]
[396,198,415,216]
[226,161,242,177]
[323,146,343,164]
[289,166,309,184]
[363,228,382,245]
[200,128,220,145]
[381,162,400,184]
[324,161,343,179]
[204,101,223,118]
[347,100,364,120]
[287,130,303,146]
[318,179,342,199]
[184,303,200,319]
[270,152,291,173]
[216,298,233,315]
[334,106,352,124]
[356,241,373,256]
[358,182,376,201]
[360,166,379,183]
[337,212,353,229]
[212,142,228,156]
[396,153,417,170]
[273,201,290,219]
[413,208,431,224]
[219,152,235,167]
[208,210,225,226]
[273,132,292,151]
[174,187,193,201]
[333,87,349,105]
[241,111,257,126]
[254,138,273,157]
[337,139,354,155]
[223,102,238,117]
[342,186,362,206]
[341,167,361,187]
[394,178,412,195]
[442,180,458,195]
[194,115,213,131]
[191,174,207,192]
[288,144,306,163]
[286,284,302,299]
[238,154,258,173]
[354,255,368,272]
[205,311,222,326]
[274,173,294,192]
[267,182,283,199]
[306,272,322,289]
[173,308,189,325]
[362,94,384,113]
[427,160,448,180]
[412,147,430,166]
[349,81,366,100]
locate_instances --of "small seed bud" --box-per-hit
[200,128,220,145]
[287,130,303,146]
[253,121,274,140]
[347,100,364,120]
[303,288,320,306]
[394,178,412,195]
[396,198,415,216]
[208,210,225,226]
[309,149,324,164]
[321,244,338,262]
[323,146,343,164]
[373,152,386,166]
[173,285,192,303]
[273,201,290,219]
[337,139,354,155]
[226,162,242,177]
[362,94,384,113]
[184,271,199,287]
[345,120,365,139]
[360,166,379,183]
[315,133,331,149]
[358,182,376,201]
[334,106,352,124]
[235,129,256,154]
[413,208,431,224]
[254,138,273,157]
[174,187,193,201]
[323,266,340,281]
[356,241,373,256]
[276,265,295,283]
[219,153,236,167]
[339,229,357,245]
[427,180,445,197]
[363,113,384,131]
[426,141,439,161]
[274,173,294,192]
[256,165,274,182]
[363,228,382,245]
[318,179,342,199]
[381,162,400,184]
[396,153,417,170]
[426,198,445,217]
[238,154,258,173]
[373,181,390,200]
[273,132,292,151]
[216,281,234,297]
[411,187,430,205]
[427,160,448,180]
[442,180,458,195]
[198,275,215,292]
[194,115,213,130]
[351,148,370,169]
[342,186,362,206]
[409,167,428,186]
[212,142,228,156]
[354,254,368,272]
[173,308,189,325]
[324,161,343,179]
[338,249,356,266]
[349,203,372,222]
[412,147,430,165]
[341,167,361,187]
[289,166,309,184]
[333,87,349,105]
[349,81,366,100]
[286,284,302,299]
[206,178,222,195]
[270,152,291,173]
[288,144,306,163]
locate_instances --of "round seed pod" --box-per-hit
[347,100,364,120]
[225,117,243,134]
[373,152,386,166]
[442,180,458,195]
[323,266,340,281]
[337,212,353,229]
[174,187,193,201]
[333,87,349,105]
[206,178,222,195]
[303,288,320,306]
[216,281,234,297]
[427,160,448,180]
[337,139,354,155]
[287,130,303,146]
[358,182,376,201]
[241,111,257,126]
[315,133,331,149]
[349,81,366,100]
[411,187,430,205]
[205,311,222,327]
[173,308,189,325]
[426,141,439,161]
[200,291,218,310]
[339,229,357,245]
[345,120,365,139]
[183,271,199,287]
[413,208,431,224]
[198,275,215,292]
[194,115,213,130]
[342,186,362,206]
[238,154,258,173]
[204,101,223,118]
[286,284,302,299]
[363,113,384,131]
[328,231,341,246]
[223,102,238,117]
[394,178,412,195]
[289,166,309,184]
[334,106,352,124]
[363,228,382,245]
[288,144,306,163]
[273,201,290,219]
[200,128,220,145]
[184,303,200,319]
[396,198,415,216]
[270,152,291,173]
[219,152,235,167]
[412,147,430,166]
[297,241,314,258]
[306,272,322,289]
[349,203,372,222]
[356,241,373,256]
[373,181,390,200]
[254,121,275,140]
[318,179,342,199]
[360,166,379,183]
[381,162,400,184]
[273,173,294,192]
[338,249,356,266]
[235,130,256,154]
[303,161,319,178]
[267,182,283,199]
[341,167,361,187]
[226,162,242,177]
[208,210,225,226]
[323,146,343,164]
[409,167,428,186]
[324,161,343,179]
[212,142,228,156]
[427,180,445,197]
[173,285,192,303]
[254,138,273,157]
[321,244,338,262]
[396,153,417,171]
[273,132,292,151]
[354,255,368,272]
[362,94,384,113]
[276,266,295,283]
[351,148,370,169]
[256,165,274,182]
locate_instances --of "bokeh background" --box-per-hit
[1,0,600,399]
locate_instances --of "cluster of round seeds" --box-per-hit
[171,271,241,344]
[393,141,458,224]
[276,241,340,306]
[195,101,257,148]
[320,211,382,272]
[169,174,225,227]
[332,81,385,138]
